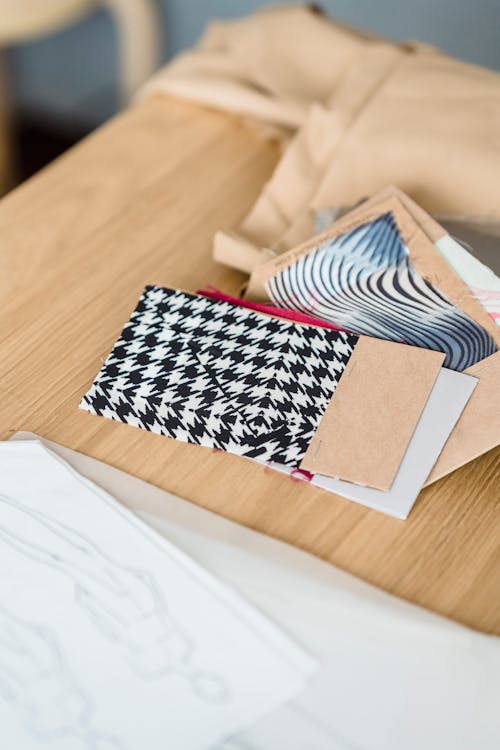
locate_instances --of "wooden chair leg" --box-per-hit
[102,0,161,103]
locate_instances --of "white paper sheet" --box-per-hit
[0,440,315,750]
[216,703,344,749]
[11,433,500,750]
[266,368,477,518]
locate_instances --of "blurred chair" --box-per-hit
[0,0,160,192]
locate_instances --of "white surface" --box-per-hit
[268,367,477,518]
[10,432,500,750]
[0,440,314,750]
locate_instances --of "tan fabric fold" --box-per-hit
[241,45,500,255]
[141,4,500,260]
[141,6,375,132]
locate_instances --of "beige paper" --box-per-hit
[301,337,445,490]
[142,5,500,260]
[425,351,500,484]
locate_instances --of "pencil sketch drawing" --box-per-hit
[0,493,228,703]
[0,605,124,749]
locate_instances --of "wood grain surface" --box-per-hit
[1,96,499,634]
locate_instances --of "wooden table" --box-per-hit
[1,96,499,634]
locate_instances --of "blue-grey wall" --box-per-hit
[7,0,500,128]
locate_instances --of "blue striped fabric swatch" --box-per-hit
[268,212,497,371]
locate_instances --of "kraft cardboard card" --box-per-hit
[425,351,500,485]
[300,337,444,490]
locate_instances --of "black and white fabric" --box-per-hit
[80,286,358,465]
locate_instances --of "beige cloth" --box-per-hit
[142,5,500,270]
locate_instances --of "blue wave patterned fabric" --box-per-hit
[267,213,497,371]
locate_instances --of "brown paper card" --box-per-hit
[425,350,500,484]
[300,337,445,490]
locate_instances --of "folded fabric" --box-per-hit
[12,433,500,750]
[140,5,500,261]
[0,439,315,750]
[80,285,467,497]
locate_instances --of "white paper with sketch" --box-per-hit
[10,433,500,750]
[0,440,315,750]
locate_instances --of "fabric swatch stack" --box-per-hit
[80,189,499,519]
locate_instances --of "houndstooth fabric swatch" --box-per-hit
[80,286,358,465]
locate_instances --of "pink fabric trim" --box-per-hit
[289,467,314,483]
[197,287,348,332]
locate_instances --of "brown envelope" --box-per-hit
[318,188,500,486]
[301,337,445,490]
[424,350,500,485]
[245,188,500,483]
